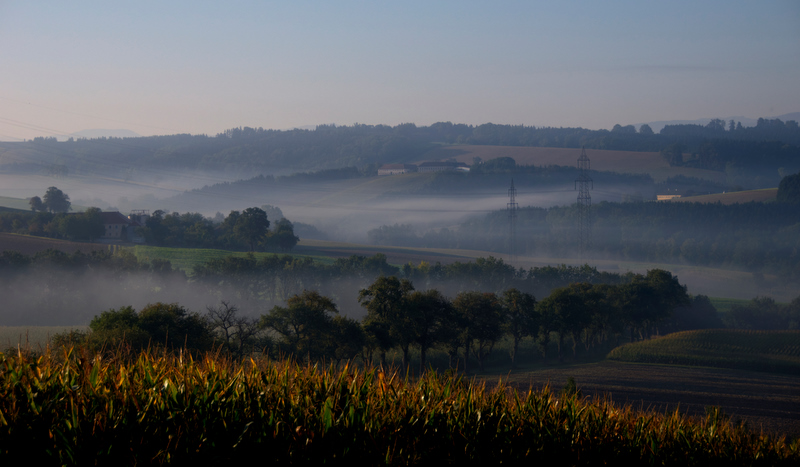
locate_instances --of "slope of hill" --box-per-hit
[671,188,778,205]
[0,233,109,256]
[423,145,727,183]
[607,329,800,374]
[0,196,33,211]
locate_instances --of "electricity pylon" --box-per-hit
[507,179,518,265]
[575,147,593,261]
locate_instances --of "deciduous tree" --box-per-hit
[501,288,537,369]
[358,276,414,367]
[260,290,339,360]
[453,291,504,372]
[29,196,44,212]
[43,186,71,213]
[235,207,270,251]
[406,289,456,373]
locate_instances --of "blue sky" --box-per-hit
[0,0,798,140]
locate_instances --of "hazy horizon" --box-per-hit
[1,1,798,142]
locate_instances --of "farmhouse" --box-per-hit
[378,164,418,175]
[99,211,145,243]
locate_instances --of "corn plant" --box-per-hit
[1,345,797,465]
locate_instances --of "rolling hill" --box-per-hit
[670,188,778,205]
[421,145,728,183]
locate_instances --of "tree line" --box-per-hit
[137,207,299,251]
[61,269,700,374]
[0,208,105,242]
[3,118,798,180]
[0,200,299,251]
[369,197,800,278]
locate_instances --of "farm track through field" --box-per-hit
[497,361,800,439]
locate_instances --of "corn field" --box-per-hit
[1,346,797,465]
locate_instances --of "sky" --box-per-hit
[0,0,798,141]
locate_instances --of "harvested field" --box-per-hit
[671,188,778,205]
[0,232,110,256]
[421,145,727,183]
[499,361,800,439]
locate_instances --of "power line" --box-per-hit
[574,147,593,261]
[507,179,518,265]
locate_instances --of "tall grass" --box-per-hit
[1,346,797,465]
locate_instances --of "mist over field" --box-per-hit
[0,266,372,327]
[0,170,651,245]
[0,121,798,321]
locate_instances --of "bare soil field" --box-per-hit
[497,361,800,439]
[421,145,727,183]
[0,232,110,256]
[671,188,778,205]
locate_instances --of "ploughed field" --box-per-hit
[0,232,110,256]
[500,361,800,439]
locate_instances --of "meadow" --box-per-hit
[0,196,33,211]
[606,329,800,374]
[1,346,797,464]
[709,297,753,313]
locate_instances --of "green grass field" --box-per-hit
[607,329,800,374]
[0,195,33,211]
[709,297,752,313]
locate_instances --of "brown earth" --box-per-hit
[494,361,800,440]
[670,188,778,205]
[0,232,110,256]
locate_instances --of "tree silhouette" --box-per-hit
[234,207,270,251]
[43,186,71,213]
[29,196,45,212]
